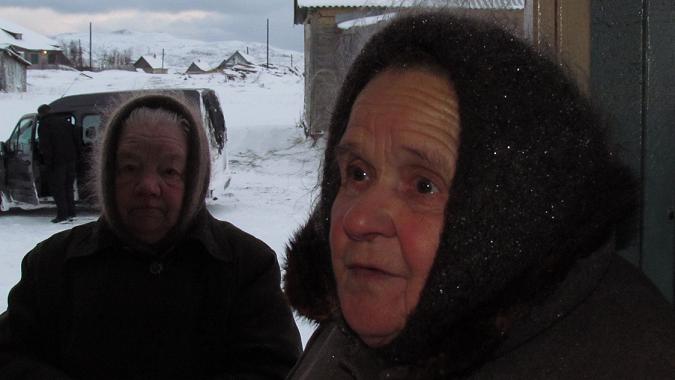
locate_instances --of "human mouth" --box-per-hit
[346,263,398,280]
[129,207,165,217]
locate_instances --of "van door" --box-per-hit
[4,116,39,205]
[0,141,7,208]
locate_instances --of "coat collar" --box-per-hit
[66,209,233,263]
[492,235,615,358]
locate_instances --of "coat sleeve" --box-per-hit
[37,120,53,167]
[218,236,302,380]
[0,246,74,379]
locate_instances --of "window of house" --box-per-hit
[29,53,38,64]
[48,53,56,64]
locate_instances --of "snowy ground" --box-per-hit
[0,68,320,345]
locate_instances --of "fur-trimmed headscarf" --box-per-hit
[284,11,635,370]
[96,94,211,250]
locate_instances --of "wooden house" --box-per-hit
[185,59,213,74]
[214,50,257,70]
[294,0,524,136]
[0,46,30,92]
[133,55,168,74]
[0,16,70,70]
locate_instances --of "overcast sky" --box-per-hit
[0,0,304,51]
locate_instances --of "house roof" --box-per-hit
[136,55,164,69]
[190,58,212,71]
[228,50,256,65]
[295,0,524,24]
[337,12,396,29]
[297,0,524,9]
[0,46,31,65]
[0,16,61,51]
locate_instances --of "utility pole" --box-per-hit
[266,18,269,68]
[162,48,165,69]
[89,22,92,69]
[78,39,83,69]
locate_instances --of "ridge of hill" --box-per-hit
[54,29,304,72]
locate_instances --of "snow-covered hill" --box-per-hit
[54,29,303,72]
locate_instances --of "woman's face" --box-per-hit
[330,67,461,347]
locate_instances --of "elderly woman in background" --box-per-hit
[284,11,675,379]
[0,94,301,379]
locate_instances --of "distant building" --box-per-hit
[293,0,524,136]
[214,50,256,70]
[0,16,71,70]
[185,58,212,74]
[133,55,168,74]
[0,46,30,92]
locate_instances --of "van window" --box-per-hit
[35,114,75,143]
[9,118,34,153]
[82,114,102,144]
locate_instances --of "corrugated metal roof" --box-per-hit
[297,0,524,9]
[337,12,396,29]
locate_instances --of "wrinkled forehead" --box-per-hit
[343,67,460,153]
[120,107,188,137]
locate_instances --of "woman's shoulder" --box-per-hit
[475,254,675,378]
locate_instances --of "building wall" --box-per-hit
[228,53,250,66]
[0,52,27,92]
[591,0,675,303]
[12,48,70,70]
[306,10,341,136]
[134,60,153,73]
[303,7,524,136]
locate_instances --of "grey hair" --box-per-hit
[122,107,190,136]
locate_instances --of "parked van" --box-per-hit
[0,88,227,211]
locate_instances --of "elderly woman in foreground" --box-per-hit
[284,11,675,379]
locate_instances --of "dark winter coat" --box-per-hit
[0,209,301,380]
[287,242,675,379]
[37,112,80,167]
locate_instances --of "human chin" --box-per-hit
[123,212,170,243]
[337,277,407,347]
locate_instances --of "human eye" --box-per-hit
[162,167,184,182]
[117,161,139,175]
[163,167,179,176]
[347,164,368,182]
[415,177,440,195]
[337,157,371,194]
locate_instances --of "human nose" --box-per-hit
[340,185,397,241]
[134,170,161,197]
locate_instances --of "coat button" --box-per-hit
[149,261,163,275]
